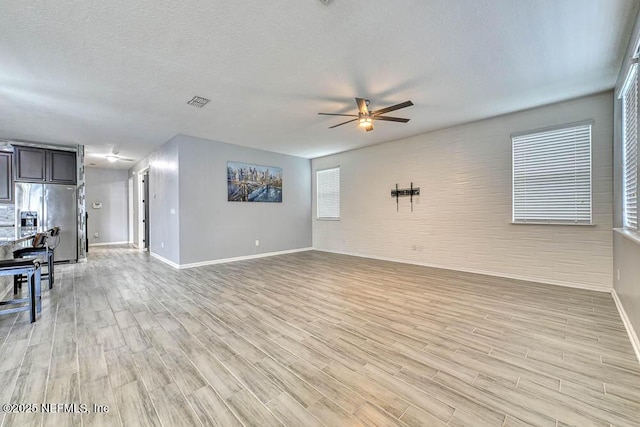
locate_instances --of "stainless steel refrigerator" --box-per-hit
[15,182,77,262]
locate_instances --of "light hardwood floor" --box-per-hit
[0,246,638,426]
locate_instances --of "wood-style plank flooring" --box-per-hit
[0,246,638,426]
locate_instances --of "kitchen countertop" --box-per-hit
[0,236,35,258]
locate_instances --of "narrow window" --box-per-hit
[317,167,340,219]
[622,65,638,230]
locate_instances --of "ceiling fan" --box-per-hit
[88,148,134,163]
[318,97,413,132]
[105,150,134,163]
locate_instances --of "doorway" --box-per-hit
[136,169,150,250]
[128,177,133,244]
[143,170,149,250]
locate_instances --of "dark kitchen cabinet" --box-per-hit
[14,146,76,184]
[47,150,76,184]
[0,152,13,202]
[15,146,46,183]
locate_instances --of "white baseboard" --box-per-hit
[611,289,640,364]
[89,241,130,247]
[179,247,313,269]
[150,247,313,270]
[150,252,181,269]
[313,248,612,293]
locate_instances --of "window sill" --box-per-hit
[614,228,640,246]
[316,218,340,221]
[510,222,595,226]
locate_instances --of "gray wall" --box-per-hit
[130,137,180,264]
[614,233,640,336]
[149,138,180,263]
[85,167,129,245]
[177,135,311,265]
[312,92,613,291]
[613,8,640,346]
[149,138,181,264]
[130,134,311,266]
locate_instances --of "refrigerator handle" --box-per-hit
[41,193,46,232]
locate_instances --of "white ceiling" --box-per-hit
[0,0,637,168]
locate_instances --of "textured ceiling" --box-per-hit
[0,0,637,168]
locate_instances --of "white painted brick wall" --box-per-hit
[312,92,613,291]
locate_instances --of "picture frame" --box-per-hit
[227,161,282,202]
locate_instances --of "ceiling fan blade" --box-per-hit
[329,118,358,129]
[372,116,410,123]
[105,153,135,162]
[365,124,374,132]
[355,98,369,114]
[318,113,359,117]
[371,100,414,116]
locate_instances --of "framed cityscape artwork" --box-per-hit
[227,161,282,202]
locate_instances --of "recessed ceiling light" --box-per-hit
[318,0,334,4]
[187,96,210,108]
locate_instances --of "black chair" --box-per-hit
[0,257,42,323]
[14,247,53,291]
[13,227,59,293]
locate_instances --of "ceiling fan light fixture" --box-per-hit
[319,97,412,131]
[358,113,372,127]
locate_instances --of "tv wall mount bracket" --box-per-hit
[391,183,420,212]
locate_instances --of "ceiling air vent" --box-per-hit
[318,0,334,4]
[187,96,210,108]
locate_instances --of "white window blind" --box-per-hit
[317,167,340,219]
[512,123,592,224]
[622,65,638,230]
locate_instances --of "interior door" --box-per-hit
[143,171,149,250]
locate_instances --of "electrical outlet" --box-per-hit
[617,269,620,280]
[161,242,164,248]
[94,232,99,238]
[255,240,260,246]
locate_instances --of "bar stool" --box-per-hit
[13,228,59,293]
[0,257,42,323]
[14,247,53,291]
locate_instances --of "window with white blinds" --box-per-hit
[512,123,592,224]
[622,65,638,231]
[317,167,340,219]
